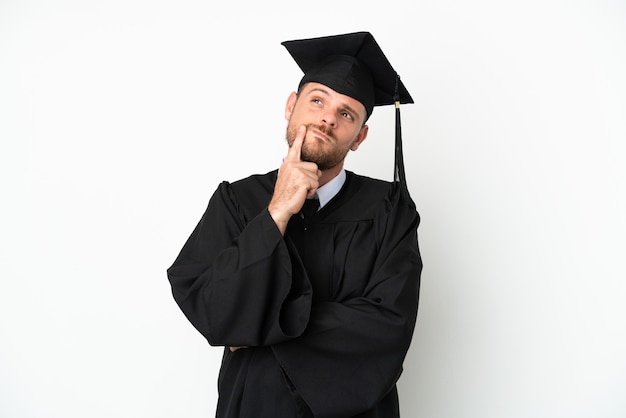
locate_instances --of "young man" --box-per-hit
[168,32,422,417]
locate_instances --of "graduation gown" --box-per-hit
[167,169,422,418]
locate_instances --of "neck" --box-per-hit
[318,162,344,187]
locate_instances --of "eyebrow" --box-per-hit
[307,87,363,122]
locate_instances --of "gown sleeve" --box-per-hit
[272,186,422,418]
[167,181,313,347]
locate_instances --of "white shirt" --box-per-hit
[312,169,346,210]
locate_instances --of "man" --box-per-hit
[167,31,422,417]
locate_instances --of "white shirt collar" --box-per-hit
[315,169,346,209]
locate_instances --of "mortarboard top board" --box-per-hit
[281,31,413,119]
[281,31,415,200]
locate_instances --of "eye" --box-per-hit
[341,111,353,120]
[311,98,323,106]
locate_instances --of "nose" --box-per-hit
[321,108,337,128]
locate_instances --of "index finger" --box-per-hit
[285,125,306,162]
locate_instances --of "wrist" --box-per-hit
[268,204,291,235]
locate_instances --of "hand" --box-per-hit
[268,125,321,234]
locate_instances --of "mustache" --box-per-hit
[306,123,335,140]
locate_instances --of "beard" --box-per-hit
[285,122,352,171]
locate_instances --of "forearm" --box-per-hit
[168,208,312,347]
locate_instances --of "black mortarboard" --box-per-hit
[282,31,415,198]
[281,31,413,119]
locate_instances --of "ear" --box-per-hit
[350,124,369,151]
[284,91,298,121]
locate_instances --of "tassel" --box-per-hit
[393,75,410,201]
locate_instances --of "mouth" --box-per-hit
[310,129,332,143]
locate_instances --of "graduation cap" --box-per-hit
[282,31,414,196]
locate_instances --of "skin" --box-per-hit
[230,82,370,353]
[268,82,369,235]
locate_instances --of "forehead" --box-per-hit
[300,82,367,120]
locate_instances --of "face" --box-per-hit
[285,82,369,171]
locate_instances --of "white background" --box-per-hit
[1,1,625,417]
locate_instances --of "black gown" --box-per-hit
[167,169,422,418]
